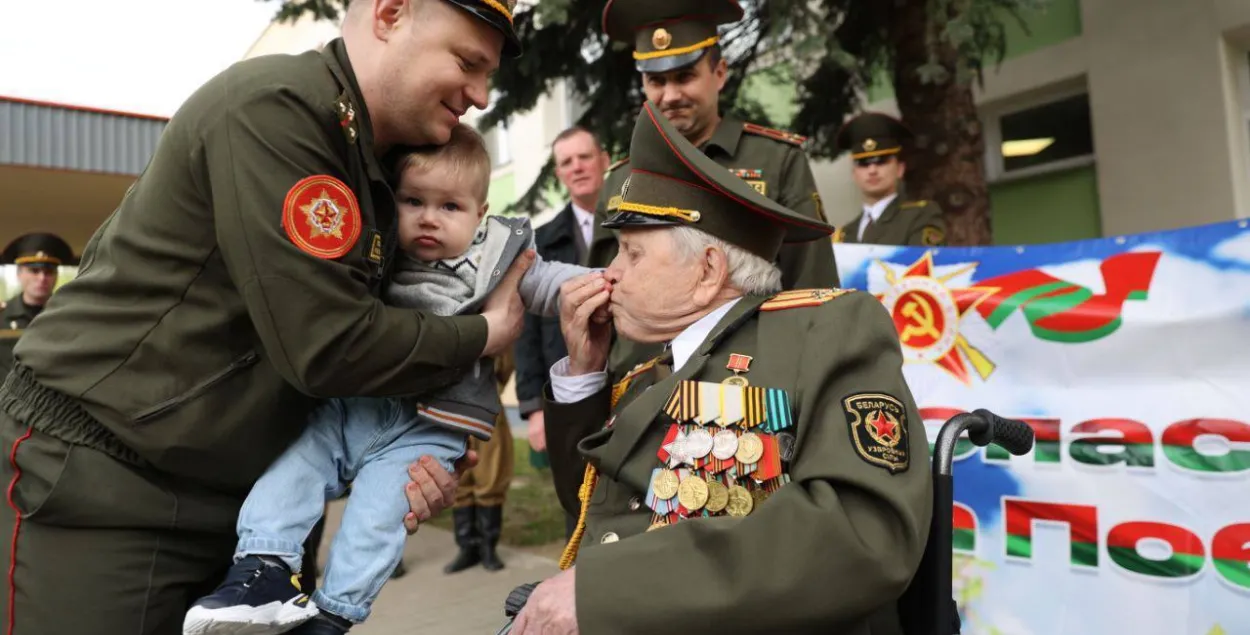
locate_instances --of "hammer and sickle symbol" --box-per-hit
[900,296,940,343]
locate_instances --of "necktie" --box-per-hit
[861,215,874,241]
[652,344,674,383]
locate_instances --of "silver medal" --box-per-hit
[685,428,714,459]
[712,429,739,460]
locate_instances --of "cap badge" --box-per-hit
[652,27,672,50]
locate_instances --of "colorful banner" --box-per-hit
[834,219,1250,635]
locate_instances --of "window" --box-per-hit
[983,87,1095,181]
[479,90,512,169]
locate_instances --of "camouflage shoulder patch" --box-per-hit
[921,225,945,247]
[760,288,851,311]
[742,122,806,147]
[842,392,909,474]
[900,199,930,209]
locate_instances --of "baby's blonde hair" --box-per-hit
[394,124,492,202]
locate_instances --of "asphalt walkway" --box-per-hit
[319,499,560,635]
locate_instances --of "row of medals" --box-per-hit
[645,376,794,531]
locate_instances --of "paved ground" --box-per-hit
[318,499,560,635]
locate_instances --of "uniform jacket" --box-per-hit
[0,295,42,330]
[837,196,947,247]
[543,290,933,634]
[6,39,487,495]
[514,205,582,417]
[586,116,842,379]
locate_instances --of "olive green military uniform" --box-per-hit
[540,100,932,634]
[586,0,839,381]
[0,3,521,633]
[0,298,41,331]
[837,196,947,247]
[833,111,947,247]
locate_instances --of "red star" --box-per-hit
[867,410,897,442]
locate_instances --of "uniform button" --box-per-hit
[600,532,620,544]
[493,269,501,277]
[515,229,524,235]
[628,497,641,511]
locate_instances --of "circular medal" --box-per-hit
[752,487,772,508]
[726,485,755,517]
[705,479,729,513]
[685,428,714,459]
[712,429,739,460]
[652,469,680,500]
[677,476,709,511]
[735,432,764,464]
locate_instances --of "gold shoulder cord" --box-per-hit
[557,354,665,569]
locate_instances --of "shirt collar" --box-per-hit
[862,193,898,222]
[670,297,743,372]
[570,203,594,225]
[702,114,743,158]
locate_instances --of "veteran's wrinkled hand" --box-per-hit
[511,567,579,635]
[558,272,612,376]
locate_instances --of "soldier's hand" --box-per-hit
[527,410,547,452]
[403,450,478,534]
[512,566,579,635]
[482,250,535,358]
[559,272,612,376]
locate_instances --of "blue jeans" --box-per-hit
[235,397,467,623]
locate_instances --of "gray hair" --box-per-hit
[668,226,782,296]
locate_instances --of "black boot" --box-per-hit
[290,610,352,634]
[478,505,505,572]
[443,506,481,574]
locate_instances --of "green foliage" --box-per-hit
[267,0,1045,213]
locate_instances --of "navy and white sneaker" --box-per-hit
[183,555,320,635]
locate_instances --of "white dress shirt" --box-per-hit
[571,203,595,247]
[549,297,743,403]
[857,193,898,241]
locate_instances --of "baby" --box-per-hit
[184,124,592,635]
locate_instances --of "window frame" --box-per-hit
[981,82,1096,184]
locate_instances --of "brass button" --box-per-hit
[600,531,620,544]
[628,496,641,511]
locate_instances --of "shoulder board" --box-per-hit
[760,288,852,312]
[742,123,806,147]
[901,200,930,209]
[606,157,630,174]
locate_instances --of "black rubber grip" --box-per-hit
[974,409,1034,456]
[504,582,538,618]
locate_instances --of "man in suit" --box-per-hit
[834,112,947,247]
[512,126,610,540]
[508,100,932,634]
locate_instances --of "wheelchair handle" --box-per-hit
[934,409,1034,476]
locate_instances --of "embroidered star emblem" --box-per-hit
[867,410,898,443]
[301,189,346,239]
[662,428,691,467]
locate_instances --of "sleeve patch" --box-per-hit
[760,288,851,311]
[282,175,362,260]
[921,226,945,247]
[842,393,909,473]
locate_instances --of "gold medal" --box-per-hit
[653,469,680,500]
[726,485,754,517]
[705,479,729,513]
[735,432,764,464]
[677,476,709,511]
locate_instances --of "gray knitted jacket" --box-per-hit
[384,215,592,439]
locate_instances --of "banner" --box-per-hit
[834,219,1250,635]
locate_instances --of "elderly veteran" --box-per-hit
[508,101,934,634]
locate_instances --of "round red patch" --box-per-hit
[281,175,362,259]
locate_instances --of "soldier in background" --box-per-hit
[833,112,947,247]
[587,0,838,380]
[0,232,76,330]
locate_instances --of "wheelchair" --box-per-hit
[497,409,1035,635]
